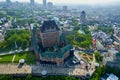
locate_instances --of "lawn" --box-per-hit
[0,51,36,64]
[0,54,14,63]
[79,52,83,55]
[14,51,36,64]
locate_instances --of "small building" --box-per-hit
[101,73,119,80]
[107,73,119,80]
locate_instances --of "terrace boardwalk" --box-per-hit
[0,63,95,77]
[0,64,31,75]
[32,64,95,76]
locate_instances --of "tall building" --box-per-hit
[6,0,11,3]
[30,0,34,5]
[43,0,46,8]
[80,11,86,25]
[63,6,68,11]
[47,2,53,10]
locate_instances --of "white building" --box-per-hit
[106,73,119,80]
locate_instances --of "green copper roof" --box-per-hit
[40,44,72,58]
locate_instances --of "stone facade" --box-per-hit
[40,31,60,48]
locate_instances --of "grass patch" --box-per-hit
[14,53,27,63]
[0,54,14,63]
[0,51,36,64]
[14,51,36,64]
[79,52,83,55]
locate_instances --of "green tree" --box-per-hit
[25,75,32,80]
[0,29,30,52]
[66,32,92,49]
[65,76,78,80]
[0,12,6,18]
[94,51,103,63]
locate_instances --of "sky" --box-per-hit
[0,0,120,5]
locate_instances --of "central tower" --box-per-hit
[40,20,60,48]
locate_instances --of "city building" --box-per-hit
[47,2,53,10]
[30,0,35,5]
[80,11,87,25]
[43,0,47,8]
[34,20,73,66]
[63,6,68,11]
[6,0,11,3]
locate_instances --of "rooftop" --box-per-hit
[107,73,119,80]
[40,44,73,59]
[40,20,59,33]
[81,11,86,14]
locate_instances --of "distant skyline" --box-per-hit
[0,0,120,5]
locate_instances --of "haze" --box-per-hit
[0,0,120,5]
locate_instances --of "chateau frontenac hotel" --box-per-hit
[33,20,73,66]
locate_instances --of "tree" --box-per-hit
[90,67,102,80]
[0,75,13,80]
[74,26,80,31]
[94,51,103,63]
[98,27,113,34]
[65,76,78,80]
[25,75,32,80]
[0,12,6,18]
[66,32,92,49]
[0,29,30,52]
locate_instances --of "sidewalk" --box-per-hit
[0,48,30,56]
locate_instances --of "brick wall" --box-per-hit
[40,31,60,48]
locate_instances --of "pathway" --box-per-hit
[0,48,29,56]
[12,55,16,63]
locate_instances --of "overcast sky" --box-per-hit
[0,0,120,5]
